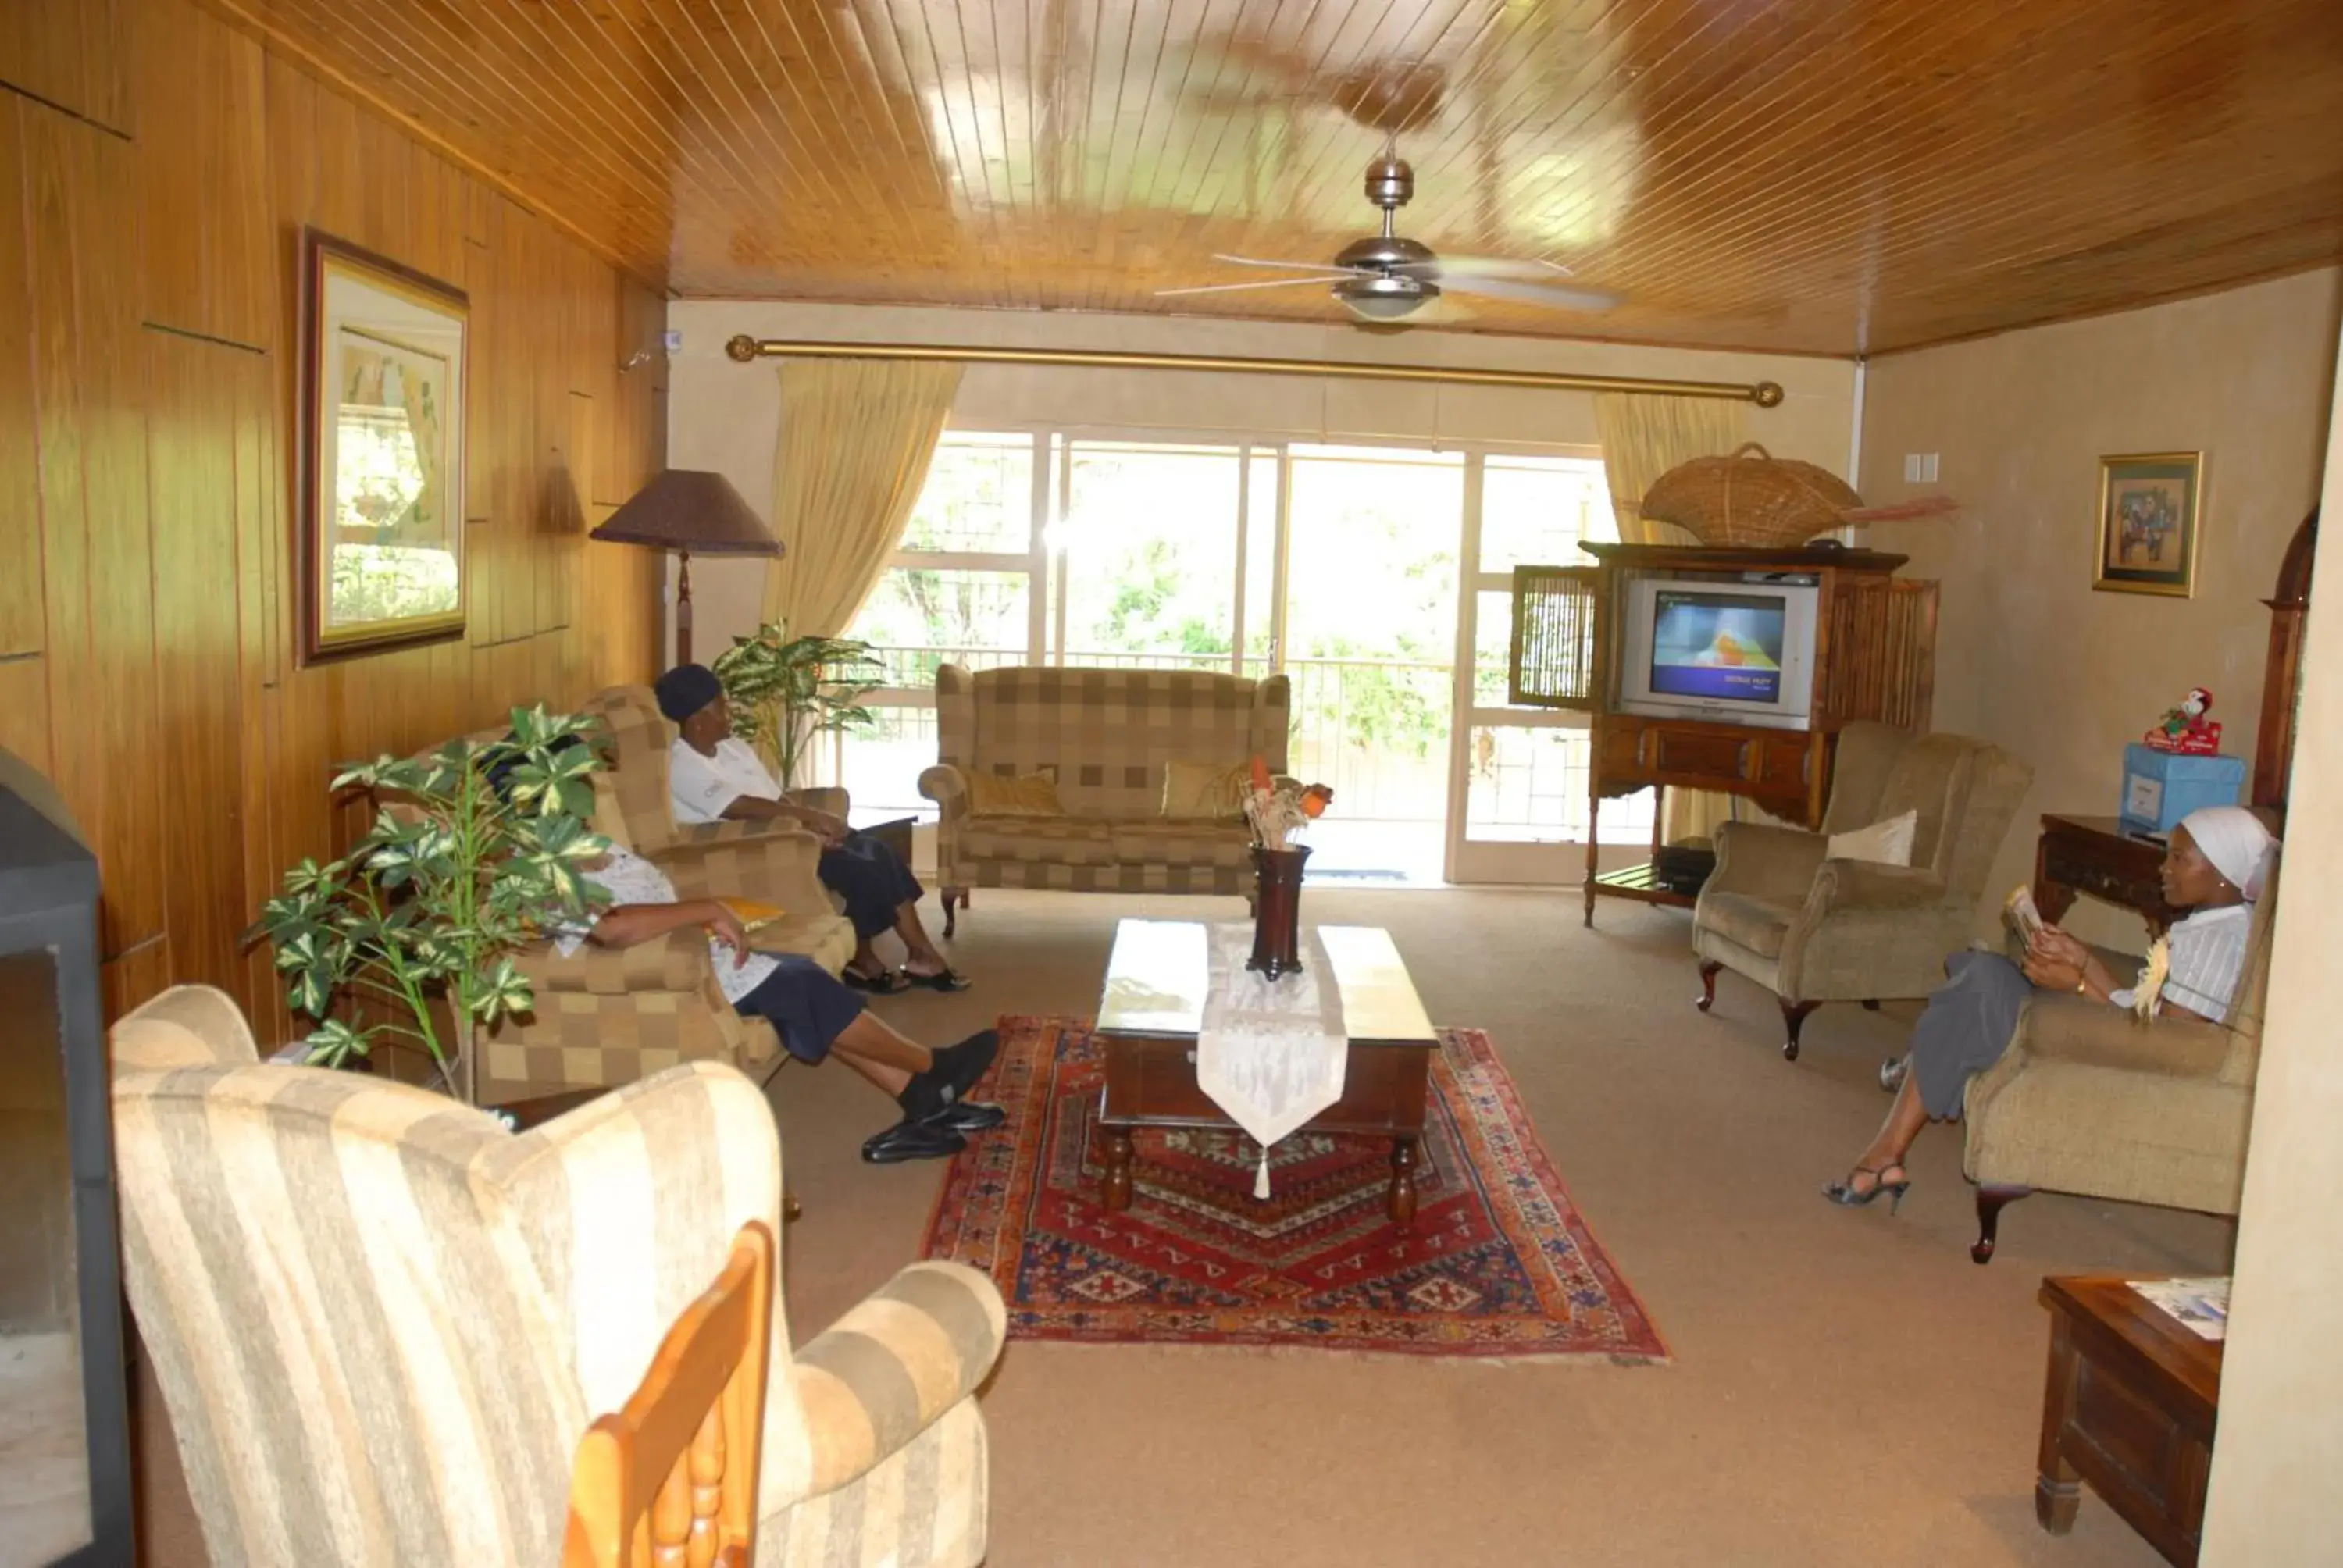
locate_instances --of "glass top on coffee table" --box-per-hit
[1096,918,1435,1044]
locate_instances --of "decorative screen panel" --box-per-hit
[1508,565,1601,711]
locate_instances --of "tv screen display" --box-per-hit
[1648,590,1788,704]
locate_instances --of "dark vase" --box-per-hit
[1247,845,1311,979]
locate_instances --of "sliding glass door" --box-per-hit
[834,426,1646,886]
[1446,454,1651,884]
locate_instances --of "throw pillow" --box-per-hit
[967,768,1066,817]
[1827,808,1918,868]
[1161,760,1251,821]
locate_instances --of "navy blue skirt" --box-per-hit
[820,832,925,940]
[733,956,865,1064]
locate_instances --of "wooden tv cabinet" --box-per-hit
[1509,542,1937,926]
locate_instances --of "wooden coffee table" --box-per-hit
[1092,920,1438,1223]
[2036,1274,2224,1566]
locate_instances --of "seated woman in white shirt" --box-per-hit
[1821,804,2276,1213]
[654,664,967,995]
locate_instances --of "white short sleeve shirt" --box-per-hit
[550,846,776,1006]
[2158,903,2253,1023]
[669,736,784,826]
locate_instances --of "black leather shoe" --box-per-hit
[861,1118,967,1164]
[925,1098,1005,1133]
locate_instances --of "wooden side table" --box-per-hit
[2033,814,2182,938]
[2036,1274,2222,1566]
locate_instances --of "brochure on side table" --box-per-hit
[2127,1277,2230,1340]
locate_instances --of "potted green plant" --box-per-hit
[711,622,886,791]
[250,704,613,1102]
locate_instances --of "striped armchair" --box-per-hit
[918,663,1291,933]
[112,985,1004,1568]
[470,688,858,1104]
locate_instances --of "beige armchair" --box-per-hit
[1693,722,2034,1060]
[1961,870,2277,1263]
[111,985,1004,1568]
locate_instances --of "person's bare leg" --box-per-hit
[1841,1071,1931,1195]
[847,936,886,980]
[830,1010,934,1076]
[896,901,950,973]
[835,1049,911,1099]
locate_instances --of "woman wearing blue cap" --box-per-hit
[654,662,968,994]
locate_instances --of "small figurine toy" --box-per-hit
[2144,687,2222,755]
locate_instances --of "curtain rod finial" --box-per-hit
[1755,381,1785,408]
[726,334,761,362]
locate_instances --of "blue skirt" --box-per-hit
[820,832,925,940]
[733,956,865,1064]
[1910,951,2034,1119]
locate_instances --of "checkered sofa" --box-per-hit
[917,664,1291,932]
[443,686,857,1103]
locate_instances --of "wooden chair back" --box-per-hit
[562,1221,776,1568]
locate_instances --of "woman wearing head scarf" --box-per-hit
[654,662,969,994]
[1823,804,2277,1212]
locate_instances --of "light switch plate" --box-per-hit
[1903,452,1940,483]
[663,330,683,355]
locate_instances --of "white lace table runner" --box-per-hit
[1196,923,1347,1198]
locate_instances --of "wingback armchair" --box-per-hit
[1692,722,2035,1060]
[111,985,1004,1568]
[1961,868,2278,1263]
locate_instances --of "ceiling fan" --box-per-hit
[1156,147,1621,325]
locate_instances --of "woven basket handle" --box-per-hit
[1728,441,1772,461]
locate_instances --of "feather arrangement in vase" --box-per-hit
[1242,754,1333,850]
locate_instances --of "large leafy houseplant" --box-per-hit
[711,622,885,791]
[251,705,613,1100]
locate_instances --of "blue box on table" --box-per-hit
[2118,744,2246,835]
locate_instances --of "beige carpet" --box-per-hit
[134,886,2231,1566]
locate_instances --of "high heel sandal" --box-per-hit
[1821,1163,1911,1214]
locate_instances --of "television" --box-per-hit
[1617,578,1819,730]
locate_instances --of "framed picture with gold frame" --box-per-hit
[2092,452,2202,598]
[297,229,469,663]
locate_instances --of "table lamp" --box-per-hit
[589,469,781,665]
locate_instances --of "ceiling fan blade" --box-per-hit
[1436,274,1621,313]
[1208,253,1361,275]
[1154,276,1344,298]
[1426,255,1589,284]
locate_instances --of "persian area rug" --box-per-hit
[920,1017,1667,1362]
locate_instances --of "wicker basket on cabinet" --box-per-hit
[1639,442,1866,548]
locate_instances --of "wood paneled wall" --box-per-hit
[0,0,668,1033]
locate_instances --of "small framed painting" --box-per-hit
[2093,452,2202,598]
[298,230,469,663]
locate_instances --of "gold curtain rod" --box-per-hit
[724,335,1785,407]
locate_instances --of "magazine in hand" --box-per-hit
[2003,884,2046,944]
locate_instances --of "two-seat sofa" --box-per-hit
[917,664,1291,933]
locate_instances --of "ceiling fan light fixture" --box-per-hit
[1336,274,1436,321]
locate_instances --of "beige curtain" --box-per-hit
[760,358,964,636]
[1592,393,1749,847]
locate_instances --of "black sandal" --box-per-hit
[843,966,910,994]
[904,965,972,992]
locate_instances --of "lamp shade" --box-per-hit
[590,469,782,555]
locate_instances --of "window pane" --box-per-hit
[836,707,942,821]
[897,432,1035,553]
[1464,727,1654,843]
[847,568,1030,686]
[1481,454,1614,573]
[1285,444,1461,665]
[1473,589,1515,707]
[1057,442,1240,670]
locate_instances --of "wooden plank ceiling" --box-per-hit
[209,0,2343,355]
